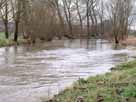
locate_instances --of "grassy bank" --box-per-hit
[0,38,28,47]
[47,61,136,102]
[0,32,28,47]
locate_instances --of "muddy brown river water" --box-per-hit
[0,39,135,102]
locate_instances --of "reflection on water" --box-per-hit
[0,39,135,102]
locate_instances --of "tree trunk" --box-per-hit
[5,0,9,39]
[14,21,19,42]
[100,18,104,35]
[115,34,119,44]
[68,20,73,36]
[4,21,9,39]
[86,1,90,39]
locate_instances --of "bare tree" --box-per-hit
[109,0,133,44]
[20,0,30,39]
[98,0,105,36]
[54,0,65,39]
[10,0,23,42]
[84,0,98,38]
[75,0,83,37]
[89,0,99,37]
[0,0,9,39]
[62,0,73,37]
[0,0,132,45]
[0,0,5,8]
[23,0,58,43]
[85,0,90,39]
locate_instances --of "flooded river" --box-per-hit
[0,39,135,102]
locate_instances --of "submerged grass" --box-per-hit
[46,61,136,102]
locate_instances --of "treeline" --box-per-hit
[0,0,135,44]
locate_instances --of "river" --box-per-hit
[0,39,135,102]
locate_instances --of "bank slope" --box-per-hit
[46,61,136,102]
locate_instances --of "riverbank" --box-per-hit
[46,61,136,102]
[0,32,28,47]
[0,38,28,47]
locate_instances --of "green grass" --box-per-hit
[0,32,6,38]
[0,32,14,47]
[46,61,136,102]
[0,32,28,47]
[0,38,15,46]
